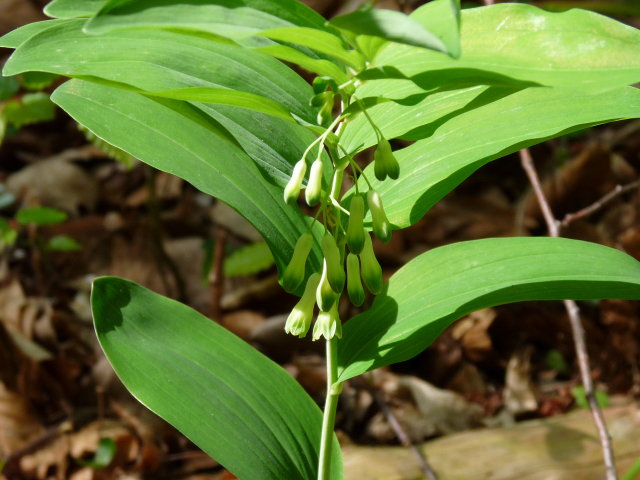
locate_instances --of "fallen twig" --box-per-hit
[519,147,618,480]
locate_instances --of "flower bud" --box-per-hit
[284,273,320,337]
[346,195,365,254]
[316,259,339,311]
[373,137,400,181]
[367,189,392,243]
[346,253,365,307]
[305,159,323,207]
[329,168,344,201]
[322,233,345,293]
[312,301,342,341]
[280,233,313,293]
[284,159,307,205]
[373,138,391,181]
[359,234,383,295]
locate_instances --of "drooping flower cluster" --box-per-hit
[282,90,399,341]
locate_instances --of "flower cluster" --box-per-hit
[282,98,399,340]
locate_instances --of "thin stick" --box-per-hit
[519,148,618,480]
[561,180,640,228]
[370,386,438,480]
[210,227,228,322]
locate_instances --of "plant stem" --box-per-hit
[318,336,341,480]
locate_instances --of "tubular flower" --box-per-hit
[305,159,324,206]
[346,195,365,254]
[312,301,342,341]
[280,233,313,293]
[373,137,399,181]
[285,273,321,338]
[284,159,307,205]
[322,233,345,292]
[359,233,383,295]
[367,189,392,243]
[316,259,339,312]
[346,253,365,307]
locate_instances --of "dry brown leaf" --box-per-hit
[221,310,266,341]
[0,382,44,456]
[503,346,538,416]
[7,158,98,214]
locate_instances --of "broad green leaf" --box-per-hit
[0,19,71,48]
[258,27,364,69]
[3,21,316,124]
[197,104,332,189]
[51,79,324,277]
[2,93,57,129]
[412,0,461,59]
[338,237,640,381]
[347,86,640,229]
[16,206,66,226]
[44,0,106,18]
[329,8,448,55]
[224,241,274,277]
[255,45,350,84]
[373,3,640,92]
[92,277,343,480]
[85,0,327,38]
[145,88,296,123]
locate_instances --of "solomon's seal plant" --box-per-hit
[3,0,640,478]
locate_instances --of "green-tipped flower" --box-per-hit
[312,301,342,341]
[281,233,313,293]
[312,91,334,126]
[346,253,365,307]
[359,234,383,295]
[367,189,392,243]
[373,138,400,181]
[316,259,339,311]
[305,159,323,207]
[321,233,345,292]
[284,159,307,205]
[284,273,320,338]
[330,168,344,201]
[346,195,365,254]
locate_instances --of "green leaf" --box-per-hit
[258,27,364,68]
[571,386,609,409]
[91,277,343,479]
[255,44,350,84]
[19,72,59,91]
[3,21,316,124]
[224,241,275,277]
[51,79,323,279]
[47,235,82,251]
[372,3,640,92]
[338,237,640,381]
[346,86,640,229]
[329,8,448,56]
[85,0,328,38]
[411,0,461,59]
[145,87,295,123]
[2,93,57,129]
[44,0,107,18]
[76,438,116,469]
[622,456,640,480]
[0,76,19,101]
[16,206,67,226]
[0,19,71,49]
